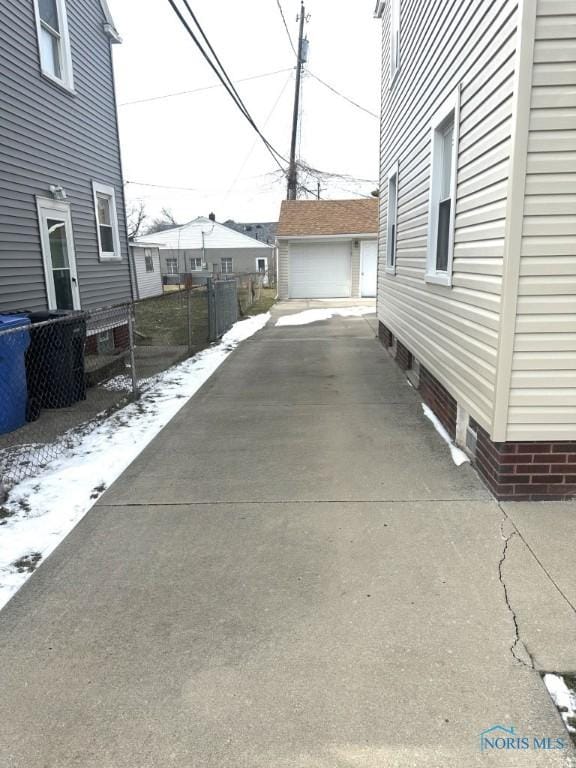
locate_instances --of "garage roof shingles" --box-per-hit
[277,199,379,237]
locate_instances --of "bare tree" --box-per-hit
[126,200,148,240]
[146,207,181,235]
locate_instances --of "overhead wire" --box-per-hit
[274,0,297,56]
[119,68,293,107]
[306,70,379,119]
[165,0,288,173]
[221,70,294,207]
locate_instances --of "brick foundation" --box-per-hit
[377,320,575,500]
[113,323,130,351]
[395,340,413,371]
[378,321,393,348]
[474,426,576,501]
[418,366,457,439]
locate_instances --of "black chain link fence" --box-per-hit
[0,276,252,489]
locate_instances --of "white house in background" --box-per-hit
[375,0,576,501]
[129,244,163,299]
[276,199,379,299]
[134,217,276,284]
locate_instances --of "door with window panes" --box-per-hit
[37,199,81,311]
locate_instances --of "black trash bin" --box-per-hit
[25,311,87,420]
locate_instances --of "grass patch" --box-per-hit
[134,290,208,347]
[242,288,277,317]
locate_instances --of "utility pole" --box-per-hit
[287,2,308,200]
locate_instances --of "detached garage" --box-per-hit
[276,199,379,300]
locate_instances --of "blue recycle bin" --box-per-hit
[0,314,31,435]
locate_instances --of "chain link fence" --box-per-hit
[0,277,248,489]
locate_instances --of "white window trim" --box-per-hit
[36,196,81,311]
[221,257,233,274]
[92,181,122,261]
[165,258,178,275]
[385,161,399,275]
[425,86,461,287]
[190,257,203,272]
[144,249,155,272]
[32,0,74,92]
[390,0,401,87]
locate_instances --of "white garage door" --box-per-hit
[289,241,352,298]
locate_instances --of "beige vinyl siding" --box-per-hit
[507,0,576,440]
[378,0,518,430]
[351,240,361,297]
[277,240,289,299]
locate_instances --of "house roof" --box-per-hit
[223,220,278,245]
[277,199,379,238]
[134,217,274,251]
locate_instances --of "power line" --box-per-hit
[221,71,294,207]
[307,70,379,119]
[275,0,297,56]
[119,67,293,107]
[166,0,288,173]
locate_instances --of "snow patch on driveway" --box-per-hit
[275,306,375,326]
[543,673,576,735]
[422,404,470,467]
[0,313,270,611]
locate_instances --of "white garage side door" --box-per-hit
[289,241,352,298]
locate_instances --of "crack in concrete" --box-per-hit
[498,518,535,670]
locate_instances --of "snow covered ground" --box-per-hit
[544,673,576,735]
[275,306,375,326]
[0,313,270,611]
[422,404,470,467]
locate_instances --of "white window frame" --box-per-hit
[221,257,233,274]
[92,181,122,262]
[426,87,460,287]
[36,196,81,311]
[144,249,155,273]
[390,0,401,86]
[190,257,203,272]
[385,162,399,275]
[32,0,74,91]
[166,257,178,275]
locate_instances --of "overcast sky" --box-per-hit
[108,0,381,226]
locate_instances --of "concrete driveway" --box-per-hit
[1,301,575,767]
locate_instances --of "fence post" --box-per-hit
[127,305,139,398]
[207,277,216,342]
[187,288,193,354]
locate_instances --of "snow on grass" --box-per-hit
[544,673,576,733]
[422,403,470,467]
[0,313,270,611]
[275,306,375,326]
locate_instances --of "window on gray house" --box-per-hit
[35,0,73,88]
[166,258,178,275]
[144,250,154,272]
[221,257,233,274]
[190,257,203,271]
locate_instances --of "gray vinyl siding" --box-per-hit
[377,0,519,431]
[507,0,576,440]
[158,248,273,276]
[0,0,131,312]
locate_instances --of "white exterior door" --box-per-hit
[37,198,81,310]
[289,241,351,298]
[256,256,269,286]
[360,240,378,297]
